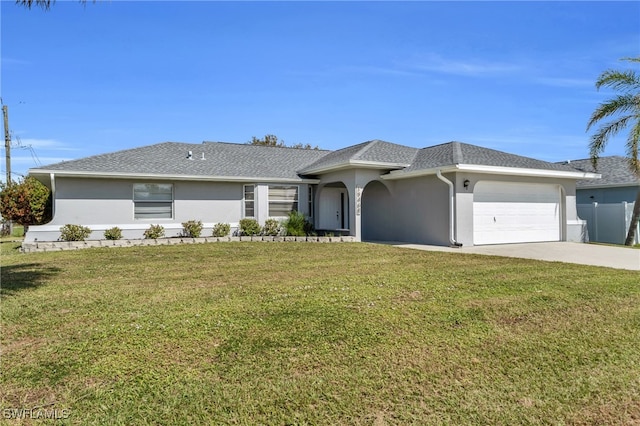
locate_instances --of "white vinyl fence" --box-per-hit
[577,202,639,245]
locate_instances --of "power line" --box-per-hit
[15,136,42,166]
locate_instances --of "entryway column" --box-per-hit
[353,184,362,242]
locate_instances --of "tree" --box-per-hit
[0,176,51,231]
[16,0,53,9]
[16,0,91,10]
[248,134,285,148]
[586,56,640,246]
[247,134,319,150]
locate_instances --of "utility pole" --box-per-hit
[3,105,10,184]
[2,104,12,236]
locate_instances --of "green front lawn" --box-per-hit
[1,242,639,425]
[0,224,24,241]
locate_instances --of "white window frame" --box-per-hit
[133,183,173,220]
[243,184,255,218]
[268,185,299,218]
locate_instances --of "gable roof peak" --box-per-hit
[352,139,402,159]
[297,139,419,174]
[396,140,579,175]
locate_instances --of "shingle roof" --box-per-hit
[566,156,640,188]
[33,142,330,181]
[297,140,418,174]
[31,139,594,182]
[395,141,577,174]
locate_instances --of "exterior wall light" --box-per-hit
[463,179,470,189]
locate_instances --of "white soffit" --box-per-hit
[29,170,321,184]
[381,164,601,180]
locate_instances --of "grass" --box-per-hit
[591,241,640,250]
[0,224,24,241]
[1,242,639,425]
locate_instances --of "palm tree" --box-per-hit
[586,56,640,246]
[16,0,89,10]
[17,0,54,9]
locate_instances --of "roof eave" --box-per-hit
[381,164,602,180]
[28,169,321,184]
[298,160,409,175]
[576,182,640,190]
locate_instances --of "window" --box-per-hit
[134,183,173,219]
[244,184,255,217]
[269,185,298,217]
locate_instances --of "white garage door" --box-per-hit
[473,181,561,245]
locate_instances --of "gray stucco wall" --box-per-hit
[384,175,451,246]
[25,172,584,245]
[314,168,383,241]
[47,177,243,226]
[362,172,582,247]
[25,177,313,242]
[361,180,395,241]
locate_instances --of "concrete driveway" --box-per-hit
[392,242,640,271]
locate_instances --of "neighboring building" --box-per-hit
[26,140,599,246]
[567,156,640,245]
[568,156,640,204]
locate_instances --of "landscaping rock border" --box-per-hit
[20,235,357,253]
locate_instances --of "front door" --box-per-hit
[319,187,348,230]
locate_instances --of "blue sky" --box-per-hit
[1,1,639,180]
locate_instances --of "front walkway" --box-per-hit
[390,242,640,271]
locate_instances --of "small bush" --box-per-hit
[284,211,313,236]
[60,224,92,241]
[212,222,231,237]
[104,226,123,240]
[239,218,261,236]
[12,225,25,238]
[304,218,315,236]
[182,220,203,238]
[143,224,165,239]
[262,218,281,236]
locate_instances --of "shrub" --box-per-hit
[143,224,165,239]
[0,176,52,230]
[212,222,231,237]
[182,220,203,238]
[104,226,123,240]
[284,211,313,236]
[239,218,261,236]
[262,218,281,236]
[59,224,92,241]
[304,217,315,236]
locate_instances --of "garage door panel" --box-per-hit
[473,182,561,245]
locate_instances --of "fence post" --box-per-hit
[592,202,598,241]
[622,202,628,243]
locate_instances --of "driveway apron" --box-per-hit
[393,242,640,271]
